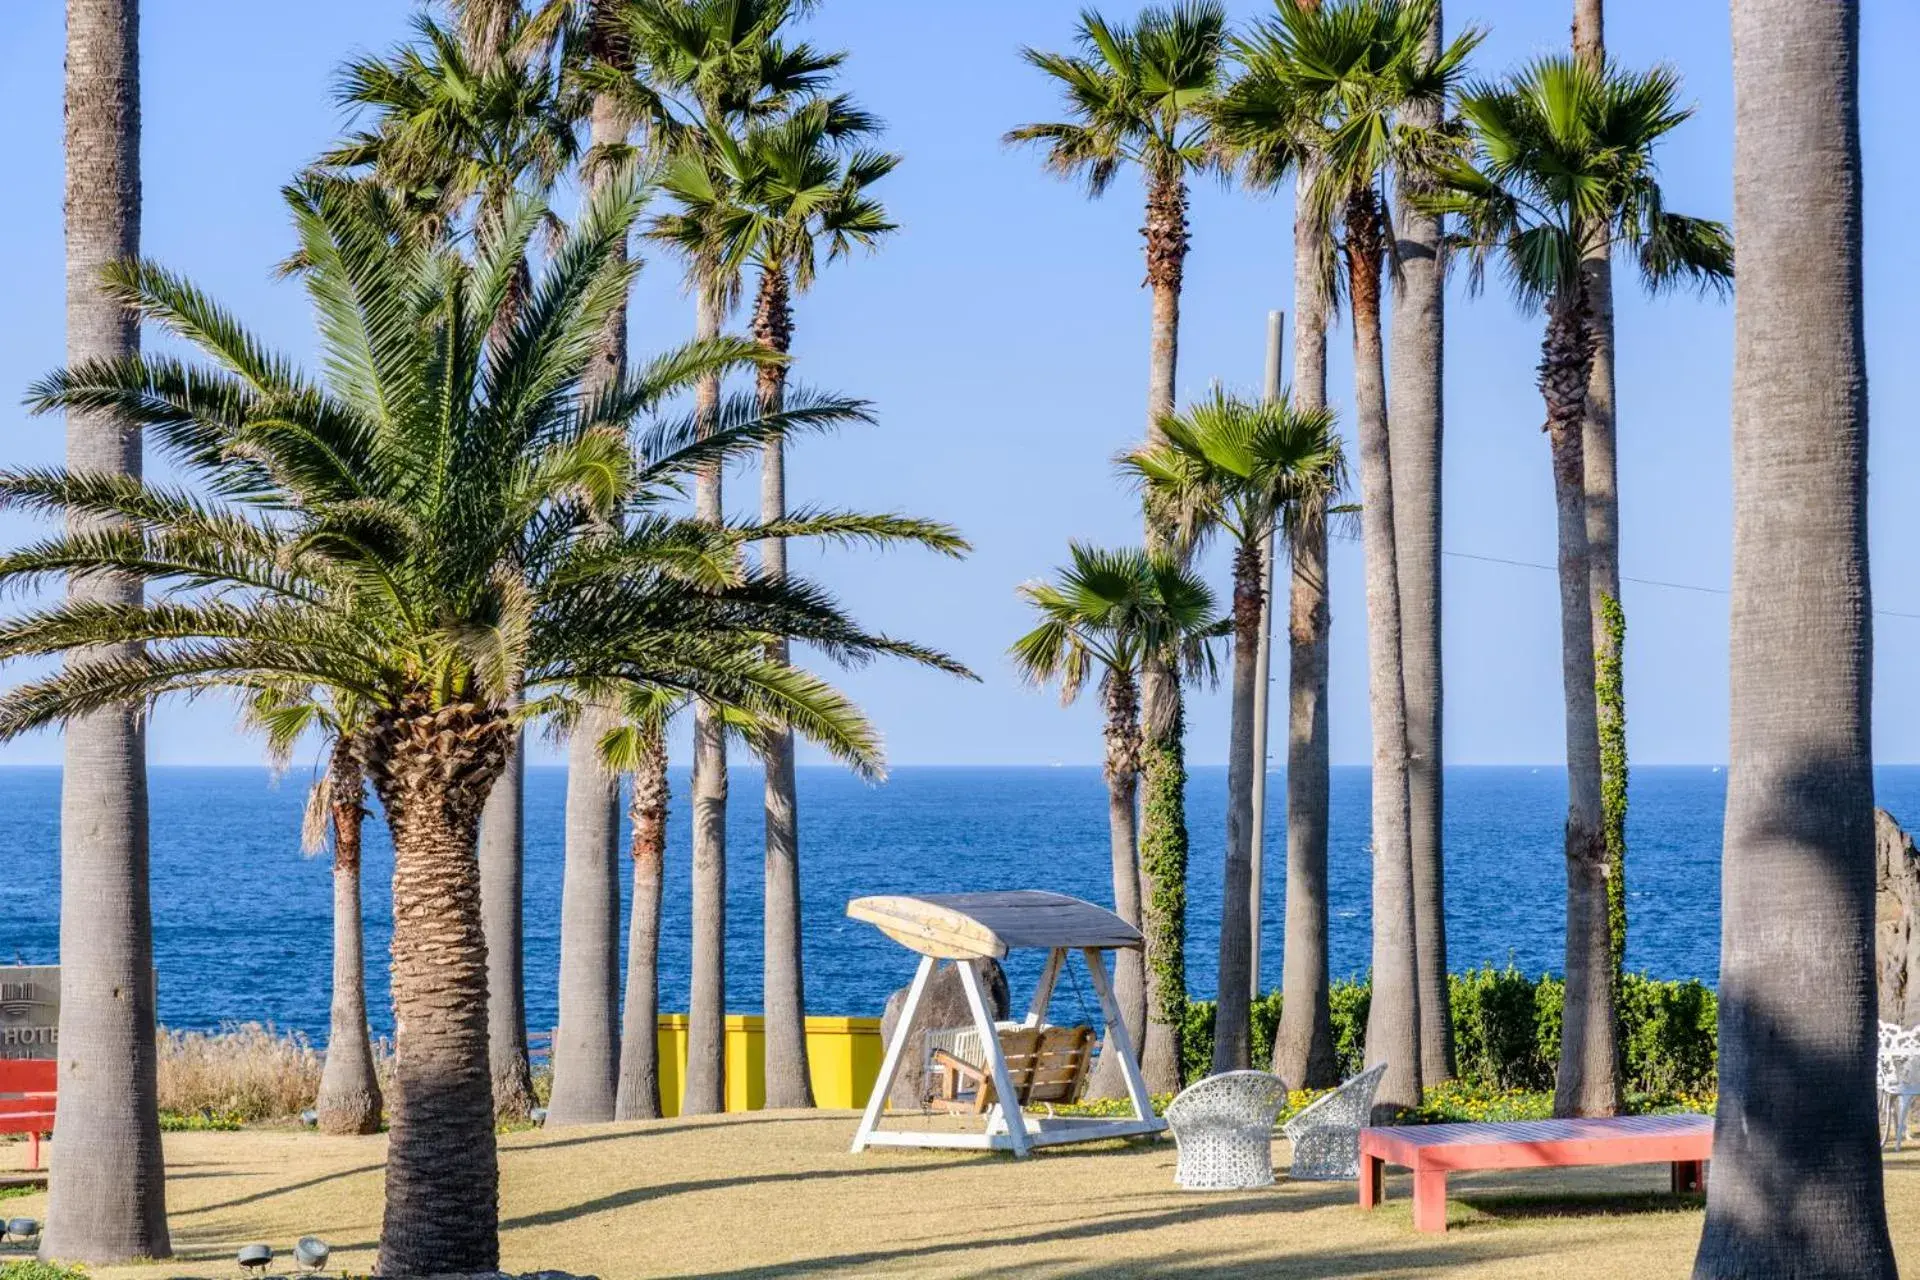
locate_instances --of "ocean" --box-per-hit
[3,764,1915,1043]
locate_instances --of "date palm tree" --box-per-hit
[1693,2,1893,1273]
[43,0,167,1264]
[1123,389,1342,1071]
[1423,54,1731,1116]
[2,175,963,1274]
[1008,1,1227,1090]
[1215,0,1477,1114]
[1011,544,1222,1098]
[320,0,577,1119]
[248,689,385,1136]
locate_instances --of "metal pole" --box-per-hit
[1250,310,1284,1001]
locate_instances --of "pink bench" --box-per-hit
[1358,1113,1712,1233]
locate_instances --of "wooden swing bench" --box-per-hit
[929,1024,1096,1115]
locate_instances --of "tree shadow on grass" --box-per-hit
[1459,1189,1705,1225]
[174,1161,385,1216]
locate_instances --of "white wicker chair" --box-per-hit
[1878,1021,1920,1150]
[1164,1070,1290,1191]
[1282,1062,1388,1181]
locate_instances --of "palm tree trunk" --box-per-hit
[1273,161,1338,1090]
[1137,170,1191,1091]
[480,728,534,1119]
[1349,193,1423,1116]
[1139,656,1190,1093]
[616,722,667,1121]
[544,82,632,1126]
[549,707,621,1124]
[1390,0,1453,1086]
[1540,295,1620,1118]
[1089,670,1145,1100]
[1573,0,1629,1000]
[362,701,511,1278]
[1215,539,1264,1072]
[684,281,730,1116]
[43,0,170,1264]
[1694,2,1894,1272]
[753,267,814,1110]
[316,739,382,1135]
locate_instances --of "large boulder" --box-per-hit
[877,960,1011,1109]
[1878,808,1920,1027]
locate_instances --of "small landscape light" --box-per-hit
[300,1108,319,1127]
[2,1217,39,1244]
[237,1242,272,1273]
[530,1105,548,1125]
[294,1235,331,1270]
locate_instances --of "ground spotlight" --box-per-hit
[294,1235,331,1271]
[237,1242,272,1273]
[530,1105,549,1125]
[299,1108,319,1127]
[2,1217,39,1246]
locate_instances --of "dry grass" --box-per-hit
[156,1024,384,1123]
[3,1112,1917,1278]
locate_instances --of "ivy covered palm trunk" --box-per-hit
[1138,695,1190,1095]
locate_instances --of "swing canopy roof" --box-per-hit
[846,890,1141,960]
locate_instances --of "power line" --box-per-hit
[1332,532,1920,621]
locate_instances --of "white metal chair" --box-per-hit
[1878,1020,1920,1150]
[1164,1070,1290,1191]
[1283,1062,1388,1181]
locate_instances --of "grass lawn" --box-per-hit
[2,1114,1917,1278]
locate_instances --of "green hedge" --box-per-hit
[1180,964,1717,1095]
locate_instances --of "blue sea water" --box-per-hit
[3,764,1917,1043]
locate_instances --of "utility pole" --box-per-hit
[1250,309,1284,1000]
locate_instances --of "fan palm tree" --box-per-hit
[1008,1,1227,1090]
[248,689,384,1136]
[42,0,168,1264]
[1424,55,1731,1118]
[679,96,897,1108]
[1215,0,1477,1114]
[1123,390,1342,1071]
[320,0,578,1120]
[1011,544,1222,1098]
[4,175,964,1274]
[1693,3,1891,1273]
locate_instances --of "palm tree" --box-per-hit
[1216,0,1476,1113]
[1011,544,1222,1097]
[320,0,577,1120]
[699,97,898,1109]
[605,689,677,1121]
[611,0,841,1117]
[42,0,169,1265]
[249,690,385,1136]
[1386,0,1453,1084]
[1571,0,1629,1004]
[1008,1,1227,1091]
[4,176,964,1273]
[1424,55,1731,1117]
[1693,2,1892,1273]
[1123,390,1342,1071]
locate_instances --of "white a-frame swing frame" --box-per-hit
[845,891,1166,1157]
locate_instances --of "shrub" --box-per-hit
[0,1263,89,1280]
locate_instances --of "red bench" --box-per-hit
[0,1061,56,1170]
[1358,1113,1712,1233]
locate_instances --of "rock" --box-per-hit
[1878,807,1920,1027]
[877,960,1011,1109]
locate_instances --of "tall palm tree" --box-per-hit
[1693,2,1892,1273]
[1123,390,1342,1071]
[1008,1,1227,1091]
[321,0,578,1120]
[5,176,963,1273]
[611,0,840,1117]
[1386,0,1452,1083]
[249,690,385,1136]
[605,688,677,1121]
[691,97,897,1109]
[1011,544,1222,1097]
[42,0,169,1265]
[1217,0,1475,1113]
[1571,0,1629,1001]
[1425,55,1731,1117]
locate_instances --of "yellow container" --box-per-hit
[651,1013,884,1116]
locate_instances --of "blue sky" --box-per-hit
[1,0,1917,769]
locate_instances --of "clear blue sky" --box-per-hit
[1,0,1917,769]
